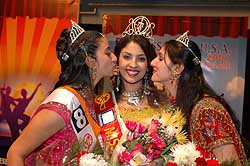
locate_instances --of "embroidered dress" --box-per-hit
[25,87,98,166]
[119,106,162,123]
[189,96,246,164]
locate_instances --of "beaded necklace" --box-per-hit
[121,88,145,106]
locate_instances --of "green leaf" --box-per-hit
[127,140,138,152]
[160,142,176,156]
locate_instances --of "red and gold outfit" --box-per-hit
[189,96,246,164]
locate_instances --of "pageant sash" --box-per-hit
[94,91,123,152]
[62,86,100,151]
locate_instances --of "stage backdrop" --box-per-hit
[103,15,248,130]
[0,0,79,148]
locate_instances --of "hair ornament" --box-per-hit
[122,16,155,39]
[61,53,69,62]
[82,46,89,57]
[70,20,85,44]
[176,31,200,65]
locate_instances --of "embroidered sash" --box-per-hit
[94,91,123,152]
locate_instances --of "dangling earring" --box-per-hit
[116,72,120,92]
[170,70,180,85]
[143,69,150,95]
[90,66,97,83]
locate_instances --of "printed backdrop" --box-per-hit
[0,0,79,148]
[103,15,248,130]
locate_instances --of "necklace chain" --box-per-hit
[121,88,145,106]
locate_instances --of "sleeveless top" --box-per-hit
[25,86,100,166]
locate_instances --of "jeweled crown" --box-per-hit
[176,31,200,65]
[122,16,155,39]
[70,20,85,44]
[176,31,189,48]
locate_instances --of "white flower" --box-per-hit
[79,153,109,166]
[166,125,176,137]
[171,142,201,166]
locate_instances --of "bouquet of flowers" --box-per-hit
[63,139,110,166]
[75,151,110,166]
[167,142,220,166]
[113,109,220,166]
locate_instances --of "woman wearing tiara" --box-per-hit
[113,16,168,124]
[150,31,246,164]
[7,21,117,165]
[114,35,168,122]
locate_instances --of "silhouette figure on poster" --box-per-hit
[0,85,17,141]
[13,83,42,136]
[0,83,41,141]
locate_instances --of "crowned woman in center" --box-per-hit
[113,16,168,123]
[110,17,189,165]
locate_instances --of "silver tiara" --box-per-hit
[122,16,155,39]
[70,20,85,44]
[176,31,200,65]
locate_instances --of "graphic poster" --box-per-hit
[0,0,79,148]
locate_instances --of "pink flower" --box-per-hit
[148,119,161,134]
[146,149,161,160]
[150,132,166,150]
[118,151,133,163]
[130,143,143,156]
[125,120,138,132]
[137,123,147,133]
[133,131,140,139]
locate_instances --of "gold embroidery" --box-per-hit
[190,96,246,163]
[94,93,110,110]
[119,106,162,122]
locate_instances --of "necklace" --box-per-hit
[78,86,90,98]
[77,85,98,122]
[121,88,144,106]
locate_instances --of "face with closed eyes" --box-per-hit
[151,46,173,85]
[95,37,117,80]
[119,41,148,88]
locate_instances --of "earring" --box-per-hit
[170,70,180,85]
[143,69,150,95]
[116,72,120,92]
[91,67,97,82]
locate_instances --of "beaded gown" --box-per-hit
[189,96,246,164]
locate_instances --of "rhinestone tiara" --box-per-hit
[176,31,200,65]
[70,20,85,44]
[122,16,155,39]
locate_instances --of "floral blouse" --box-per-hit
[189,96,246,164]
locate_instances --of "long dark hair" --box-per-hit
[164,39,240,131]
[53,27,103,92]
[114,35,167,107]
